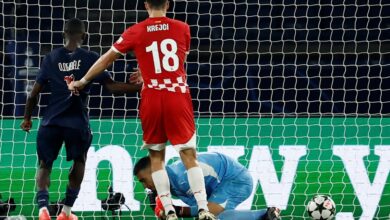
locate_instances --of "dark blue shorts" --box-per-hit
[37,125,92,167]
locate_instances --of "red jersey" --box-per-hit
[112,17,191,93]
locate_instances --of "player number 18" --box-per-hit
[146,39,179,74]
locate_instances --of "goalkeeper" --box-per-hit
[134,152,281,220]
[20,18,140,220]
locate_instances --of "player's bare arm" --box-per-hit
[69,49,120,92]
[103,77,141,94]
[20,82,44,132]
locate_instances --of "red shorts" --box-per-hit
[140,89,196,151]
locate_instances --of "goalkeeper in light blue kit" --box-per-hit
[134,152,281,220]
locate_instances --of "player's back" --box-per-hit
[37,47,104,129]
[42,47,102,91]
[113,17,191,93]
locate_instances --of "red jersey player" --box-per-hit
[69,1,215,220]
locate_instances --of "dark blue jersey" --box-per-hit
[36,47,111,129]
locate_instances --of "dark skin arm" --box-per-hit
[20,82,44,132]
[174,206,192,218]
[103,77,141,94]
[21,75,139,132]
[69,49,120,91]
[174,202,224,218]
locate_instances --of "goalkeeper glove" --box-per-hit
[154,196,165,219]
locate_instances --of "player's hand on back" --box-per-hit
[71,80,88,92]
[67,81,80,96]
[20,119,32,133]
[64,74,80,96]
[129,68,143,85]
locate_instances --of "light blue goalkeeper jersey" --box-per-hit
[166,152,249,208]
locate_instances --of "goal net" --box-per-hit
[1,0,389,219]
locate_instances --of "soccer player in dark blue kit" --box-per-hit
[20,18,140,220]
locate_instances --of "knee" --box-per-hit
[74,153,87,165]
[71,160,86,174]
[179,148,196,159]
[207,202,225,216]
[148,150,165,163]
[73,157,86,166]
[39,160,52,171]
[180,149,196,162]
[179,149,198,168]
[149,156,164,170]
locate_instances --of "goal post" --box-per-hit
[1,0,390,219]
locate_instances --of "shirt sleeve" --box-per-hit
[35,55,50,85]
[185,24,191,54]
[112,26,138,55]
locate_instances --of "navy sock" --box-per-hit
[64,187,80,207]
[37,190,49,209]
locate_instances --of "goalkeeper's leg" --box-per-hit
[217,210,269,220]
[208,202,280,220]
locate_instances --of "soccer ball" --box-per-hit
[307,195,336,220]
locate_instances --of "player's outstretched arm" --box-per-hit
[103,77,141,94]
[20,82,44,132]
[70,49,120,91]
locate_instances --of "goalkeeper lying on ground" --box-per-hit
[134,152,281,220]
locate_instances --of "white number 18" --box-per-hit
[146,39,179,74]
